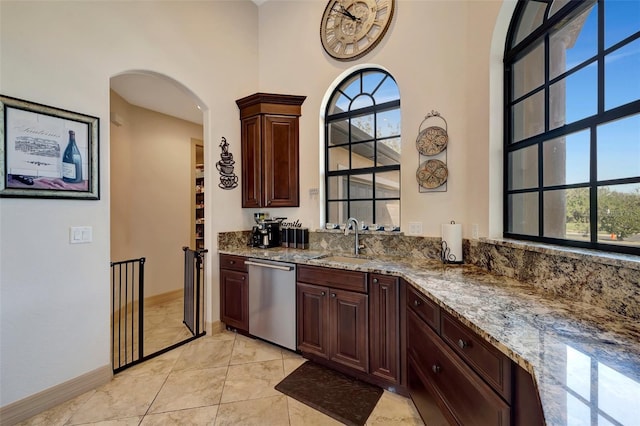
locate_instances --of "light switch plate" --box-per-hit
[70,226,92,244]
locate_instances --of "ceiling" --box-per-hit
[110,73,204,125]
[110,1,268,126]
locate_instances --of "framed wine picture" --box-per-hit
[0,95,99,199]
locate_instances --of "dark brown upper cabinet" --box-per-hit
[235,93,306,208]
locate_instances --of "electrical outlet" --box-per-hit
[472,224,479,239]
[408,222,422,236]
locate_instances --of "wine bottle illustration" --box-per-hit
[62,130,82,183]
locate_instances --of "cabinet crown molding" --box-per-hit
[236,92,306,119]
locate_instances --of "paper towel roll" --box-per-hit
[441,222,463,264]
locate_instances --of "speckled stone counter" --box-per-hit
[218,243,640,425]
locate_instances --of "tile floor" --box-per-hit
[20,298,425,426]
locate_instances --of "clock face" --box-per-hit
[320,0,395,61]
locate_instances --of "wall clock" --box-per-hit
[320,0,395,61]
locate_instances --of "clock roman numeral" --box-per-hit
[377,0,389,10]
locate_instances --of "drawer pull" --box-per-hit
[331,293,336,298]
[413,299,421,307]
[321,291,326,296]
[432,364,441,374]
[458,339,468,349]
[373,278,378,283]
[229,260,235,264]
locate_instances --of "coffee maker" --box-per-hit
[251,213,283,248]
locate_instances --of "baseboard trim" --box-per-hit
[208,320,224,334]
[145,288,182,308]
[0,364,112,426]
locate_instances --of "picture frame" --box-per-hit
[0,94,99,199]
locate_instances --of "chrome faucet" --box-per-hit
[345,217,364,255]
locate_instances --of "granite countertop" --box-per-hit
[219,247,640,425]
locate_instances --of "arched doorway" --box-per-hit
[109,70,207,370]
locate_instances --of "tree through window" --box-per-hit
[504,0,640,255]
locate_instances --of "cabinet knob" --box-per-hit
[458,339,468,349]
[229,260,235,264]
[242,276,245,281]
[413,299,421,307]
[321,291,326,296]
[432,364,441,374]
[373,278,378,283]
[331,293,336,298]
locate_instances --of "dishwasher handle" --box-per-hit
[244,260,294,272]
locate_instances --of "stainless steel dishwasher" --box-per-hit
[245,258,297,351]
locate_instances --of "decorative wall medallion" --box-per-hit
[415,110,449,192]
[416,159,448,189]
[216,137,238,190]
[416,125,448,156]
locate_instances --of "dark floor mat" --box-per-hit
[275,361,383,426]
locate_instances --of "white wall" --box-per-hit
[110,91,203,297]
[256,0,505,238]
[0,0,258,407]
[0,0,513,410]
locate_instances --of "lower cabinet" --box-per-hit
[220,257,545,424]
[408,309,511,425]
[406,285,544,426]
[297,265,369,373]
[297,282,329,358]
[369,274,400,386]
[220,254,249,332]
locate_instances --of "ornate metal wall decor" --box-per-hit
[216,137,238,190]
[416,110,449,192]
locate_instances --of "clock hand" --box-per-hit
[336,4,360,21]
[332,8,354,20]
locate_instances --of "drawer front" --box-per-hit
[407,357,456,426]
[219,254,248,272]
[407,310,511,426]
[440,310,512,401]
[406,285,440,333]
[297,265,367,293]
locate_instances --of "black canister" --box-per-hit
[296,228,309,249]
[281,227,289,247]
[287,227,297,248]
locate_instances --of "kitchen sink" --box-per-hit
[318,255,372,265]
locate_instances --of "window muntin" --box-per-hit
[325,69,400,228]
[505,0,640,255]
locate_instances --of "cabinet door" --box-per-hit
[407,309,511,426]
[329,289,369,373]
[240,116,262,208]
[369,274,400,385]
[220,269,249,332]
[297,282,329,358]
[263,115,299,207]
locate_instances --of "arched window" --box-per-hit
[504,0,640,255]
[324,68,401,229]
